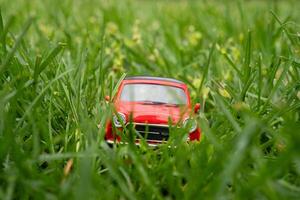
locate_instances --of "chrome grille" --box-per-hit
[134,124,169,141]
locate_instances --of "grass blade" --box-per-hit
[0,17,33,74]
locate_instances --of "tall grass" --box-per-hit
[0,0,300,199]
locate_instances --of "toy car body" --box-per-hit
[105,76,201,146]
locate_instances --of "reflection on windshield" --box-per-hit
[120,84,187,105]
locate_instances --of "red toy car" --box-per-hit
[105,76,201,146]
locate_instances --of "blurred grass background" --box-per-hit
[0,0,300,199]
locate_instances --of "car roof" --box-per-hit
[124,76,184,84]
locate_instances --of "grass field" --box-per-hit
[0,0,300,199]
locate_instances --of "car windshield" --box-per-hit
[120,83,187,105]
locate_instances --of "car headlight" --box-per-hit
[183,118,197,133]
[113,112,126,127]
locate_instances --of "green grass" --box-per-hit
[0,0,300,199]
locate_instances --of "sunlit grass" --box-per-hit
[0,0,300,199]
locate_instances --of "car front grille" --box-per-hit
[134,123,169,142]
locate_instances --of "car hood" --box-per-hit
[114,102,190,124]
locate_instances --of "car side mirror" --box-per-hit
[194,103,201,114]
[105,95,110,102]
